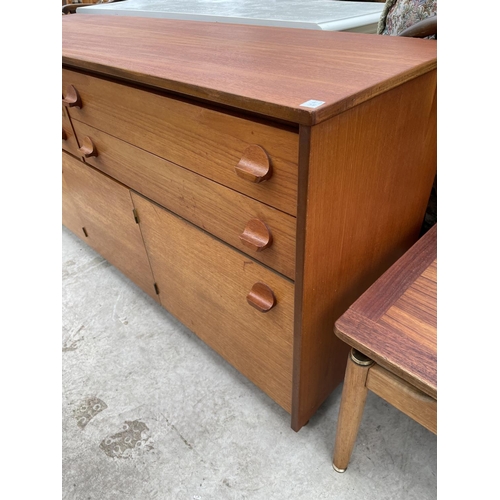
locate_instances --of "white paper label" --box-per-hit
[299,99,325,109]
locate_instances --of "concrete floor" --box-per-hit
[62,226,437,500]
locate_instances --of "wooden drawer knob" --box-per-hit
[240,219,273,252]
[62,85,82,108]
[235,145,272,183]
[246,282,276,312]
[62,129,67,141]
[78,136,98,158]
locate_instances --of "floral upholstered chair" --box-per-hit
[377,1,437,233]
[378,0,437,38]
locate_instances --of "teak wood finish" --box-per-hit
[62,68,299,216]
[132,193,294,412]
[62,15,436,126]
[332,225,437,471]
[70,120,297,279]
[62,106,80,156]
[62,153,159,302]
[335,225,437,399]
[62,15,437,431]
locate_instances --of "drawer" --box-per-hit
[62,153,160,303]
[73,120,296,279]
[62,68,299,216]
[132,192,294,412]
[62,107,79,156]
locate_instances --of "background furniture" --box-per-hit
[378,0,437,37]
[378,0,437,235]
[63,0,123,15]
[71,0,386,33]
[62,15,436,430]
[332,224,437,471]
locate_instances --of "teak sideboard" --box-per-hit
[62,15,437,431]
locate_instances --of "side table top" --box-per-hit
[335,225,437,399]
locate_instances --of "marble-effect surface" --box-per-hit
[76,0,385,32]
[62,226,437,499]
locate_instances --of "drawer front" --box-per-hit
[73,120,296,279]
[62,153,160,303]
[132,192,294,412]
[62,107,79,156]
[62,68,299,216]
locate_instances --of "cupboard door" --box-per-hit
[62,154,159,302]
[62,152,86,238]
[132,192,294,412]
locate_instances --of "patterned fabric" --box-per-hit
[376,1,438,234]
[377,0,437,36]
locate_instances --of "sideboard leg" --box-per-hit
[332,349,374,472]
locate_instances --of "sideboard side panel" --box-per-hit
[292,70,437,430]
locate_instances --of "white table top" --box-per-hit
[76,0,385,33]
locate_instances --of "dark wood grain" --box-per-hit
[62,15,436,125]
[334,225,437,398]
[335,308,436,398]
[351,224,437,320]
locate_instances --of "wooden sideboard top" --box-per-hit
[62,15,436,125]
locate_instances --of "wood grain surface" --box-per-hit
[62,15,436,125]
[335,225,437,398]
[62,154,160,302]
[62,152,86,237]
[332,353,373,471]
[72,120,297,279]
[62,15,437,430]
[132,192,294,412]
[62,107,80,156]
[366,364,437,433]
[292,71,437,429]
[63,68,299,216]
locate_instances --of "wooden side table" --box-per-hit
[332,224,437,472]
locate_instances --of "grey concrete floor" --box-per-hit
[62,226,437,500]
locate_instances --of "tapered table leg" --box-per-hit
[332,348,374,472]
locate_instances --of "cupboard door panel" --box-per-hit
[62,154,159,302]
[132,192,294,412]
[62,152,85,238]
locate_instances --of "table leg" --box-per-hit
[332,348,373,472]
